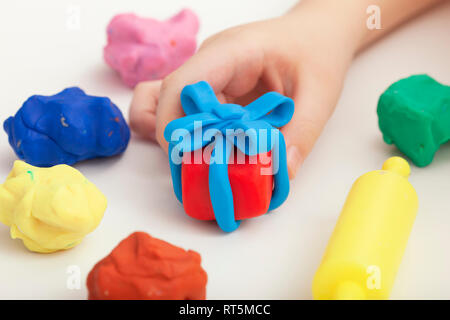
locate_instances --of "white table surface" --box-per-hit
[0,0,449,300]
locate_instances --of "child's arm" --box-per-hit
[130,0,444,178]
[289,0,444,51]
[355,0,444,49]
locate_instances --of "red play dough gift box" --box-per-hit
[181,148,273,221]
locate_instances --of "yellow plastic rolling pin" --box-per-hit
[312,157,418,300]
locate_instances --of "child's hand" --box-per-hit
[131,11,354,178]
[129,0,442,178]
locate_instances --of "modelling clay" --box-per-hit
[104,9,199,87]
[182,149,273,221]
[164,81,294,232]
[313,157,418,300]
[4,87,130,167]
[87,232,207,300]
[378,74,450,167]
[0,161,107,253]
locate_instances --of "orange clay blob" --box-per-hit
[87,232,207,300]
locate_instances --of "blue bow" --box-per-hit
[164,81,294,232]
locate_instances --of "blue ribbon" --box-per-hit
[164,81,294,232]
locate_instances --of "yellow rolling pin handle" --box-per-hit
[312,157,418,300]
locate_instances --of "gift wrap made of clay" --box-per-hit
[3,87,130,167]
[164,81,294,232]
[0,161,107,253]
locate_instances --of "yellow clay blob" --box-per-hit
[0,161,107,253]
[312,157,418,300]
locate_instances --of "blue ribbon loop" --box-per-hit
[164,81,294,232]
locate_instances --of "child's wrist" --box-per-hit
[284,0,369,58]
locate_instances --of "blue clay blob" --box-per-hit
[4,87,130,167]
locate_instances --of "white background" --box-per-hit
[0,0,449,299]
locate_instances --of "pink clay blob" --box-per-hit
[104,9,199,87]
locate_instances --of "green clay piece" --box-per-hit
[26,170,34,181]
[377,74,450,167]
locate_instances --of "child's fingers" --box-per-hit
[155,33,266,153]
[155,43,240,153]
[129,80,161,141]
[281,77,340,179]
